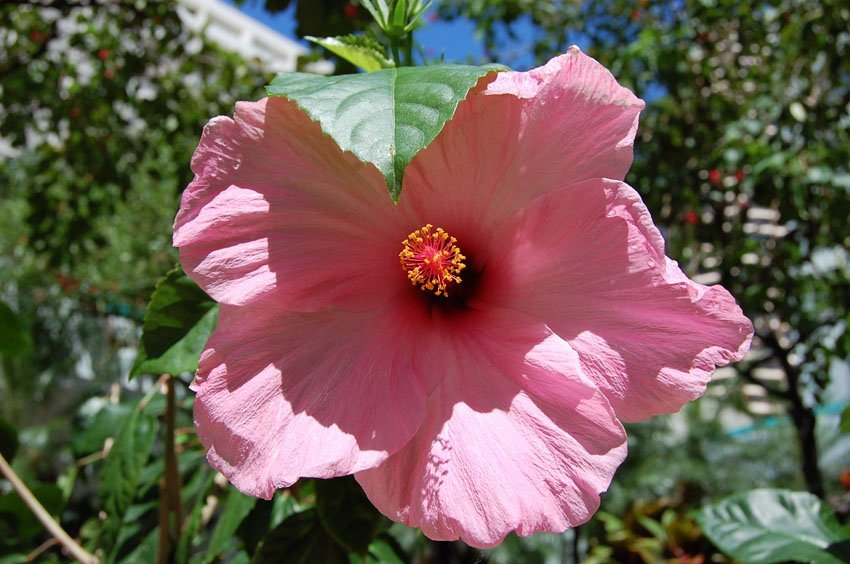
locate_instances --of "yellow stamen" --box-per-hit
[399,224,466,297]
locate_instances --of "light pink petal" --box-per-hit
[490,178,753,422]
[396,47,644,243]
[174,97,406,311]
[193,298,437,499]
[356,310,626,548]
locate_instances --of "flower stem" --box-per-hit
[390,36,402,66]
[0,452,98,563]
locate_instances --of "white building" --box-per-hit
[176,0,332,74]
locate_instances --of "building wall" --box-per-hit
[176,0,331,73]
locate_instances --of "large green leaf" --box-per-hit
[0,301,32,356]
[256,509,348,564]
[697,489,850,563]
[97,402,159,556]
[315,476,387,555]
[131,267,217,377]
[266,64,504,200]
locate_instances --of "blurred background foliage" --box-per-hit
[1,0,849,562]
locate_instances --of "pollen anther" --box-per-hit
[399,224,466,297]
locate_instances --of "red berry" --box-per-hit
[630,9,641,22]
[343,3,357,21]
[709,168,722,184]
[103,69,115,79]
[97,48,110,60]
[29,30,45,43]
[735,169,745,183]
[840,470,850,490]
[684,211,699,225]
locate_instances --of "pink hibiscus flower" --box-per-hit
[173,48,752,548]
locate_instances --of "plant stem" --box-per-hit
[404,31,414,66]
[165,375,183,532]
[158,375,183,563]
[26,537,60,561]
[390,36,402,66]
[0,452,98,563]
[157,477,169,564]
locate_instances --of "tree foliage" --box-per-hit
[441,0,850,498]
[1,0,267,300]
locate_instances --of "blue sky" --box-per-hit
[225,1,539,69]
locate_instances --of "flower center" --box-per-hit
[399,224,466,297]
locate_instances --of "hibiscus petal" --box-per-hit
[174,97,405,311]
[193,299,436,499]
[492,178,753,422]
[356,311,626,548]
[485,47,644,184]
[397,47,644,245]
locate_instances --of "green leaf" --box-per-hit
[72,402,132,456]
[315,476,387,555]
[306,35,395,72]
[0,418,18,462]
[391,0,407,32]
[204,488,258,563]
[360,0,390,28]
[177,470,215,564]
[57,465,79,504]
[269,490,300,529]
[97,401,159,555]
[113,501,159,557]
[404,0,433,32]
[0,301,32,356]
[131,266,217,377]
[266,64,505,200]
[118,528,160,564]
[637,516,668,542]
[0,483,63,542]
[841,405,850,434]
[697,489,850,564]
[367,535,407,564]
[256,509,348,564]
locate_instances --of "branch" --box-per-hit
[25,537,60,561]
[0,452,98,564]
[738,363,791,400]
[759,331,798,381]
